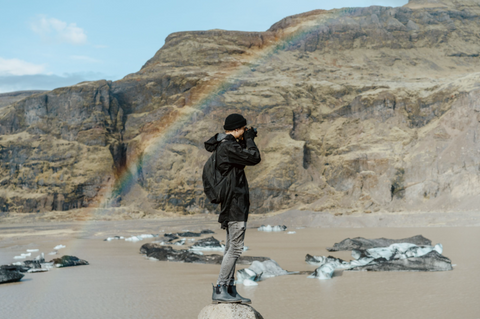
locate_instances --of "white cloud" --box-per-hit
[0,72,109,93]
[0,57,46,76]
[31,16,87,45]
[70,55,101,63]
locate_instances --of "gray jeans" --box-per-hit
[217,221,246,286]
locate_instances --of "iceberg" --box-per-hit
[308,242,451,280]
[236,260,295,284]
[104,236,124,241]
[54,245,66,250]
[257,225,287,232]
[125,236,143,242]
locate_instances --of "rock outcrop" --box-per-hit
[198,304,263,319]
[2,0,480,217]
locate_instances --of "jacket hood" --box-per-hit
[204,133,230,152]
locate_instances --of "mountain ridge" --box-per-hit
[2,0,480,219]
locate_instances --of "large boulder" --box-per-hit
[198,304,263,319]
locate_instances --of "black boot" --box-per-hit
[228,285,251,304]
[212,284,242,303]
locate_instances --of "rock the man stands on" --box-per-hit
[204,114,261,303]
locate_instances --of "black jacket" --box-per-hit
[204,133,261,224]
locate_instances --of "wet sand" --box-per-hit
[1,218,479,319]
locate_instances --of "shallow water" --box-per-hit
[0,223,479,319]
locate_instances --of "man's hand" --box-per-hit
[244,127,257,140]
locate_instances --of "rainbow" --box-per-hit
[82,7,355,220]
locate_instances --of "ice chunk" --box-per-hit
[308,242,450,279]
[249,260,292,278]
[139,234,156,239]
[173,239,186,246]
[257,225,287,232]
[26,249,39,252]
[308,262,339,280]
[48,251,57,255]
[27,268,48,273]
[14,253,31,259]
[104,236,124,241]
[12,262,23,266]
[243,279,258,286]
[237,268,260,284]
[287,231,296,234]
[125,236,143,242]
[54,245,66,250]
[258,225,272,232]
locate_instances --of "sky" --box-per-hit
[0,0,408,93]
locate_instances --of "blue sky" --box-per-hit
[0,0,407,93]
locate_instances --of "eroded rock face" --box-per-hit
[2,0,480,216]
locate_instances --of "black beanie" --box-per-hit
[224,113,247,130]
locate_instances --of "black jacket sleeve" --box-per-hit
[225,138,261,166]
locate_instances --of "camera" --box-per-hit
[245,126,257,137]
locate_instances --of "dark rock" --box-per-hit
[1,264,30,273]
[191,236,223,249]
[326,235,432,251]
[0,268,24,284]
[349,250,452,272]
[200,229,215,234]
[305,254,346,265]
[176,231,202,237]
[140,243,270,265]
[51,255,89,268]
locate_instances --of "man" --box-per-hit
[204,113,261,304]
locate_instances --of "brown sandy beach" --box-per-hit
[1,211,479,319]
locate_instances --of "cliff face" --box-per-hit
[2,0,480,216]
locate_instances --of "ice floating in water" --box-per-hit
[173,239,186,246]
[287,231,296,234]
[27,268,48,273]
[308,243,446,280]
[54,245,66,250]
[237,268,260,284]
[243,279,258,286]
[26,249,39,252]
[14,253,31,259]
[48,251,57,255]
[257,225,287,232]
[12,262,23,266]
[125,234,158,242]
[104,236,124,241]
[236,260,294,284]
[139,234,157,239]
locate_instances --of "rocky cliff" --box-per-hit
[2,0,480,217]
